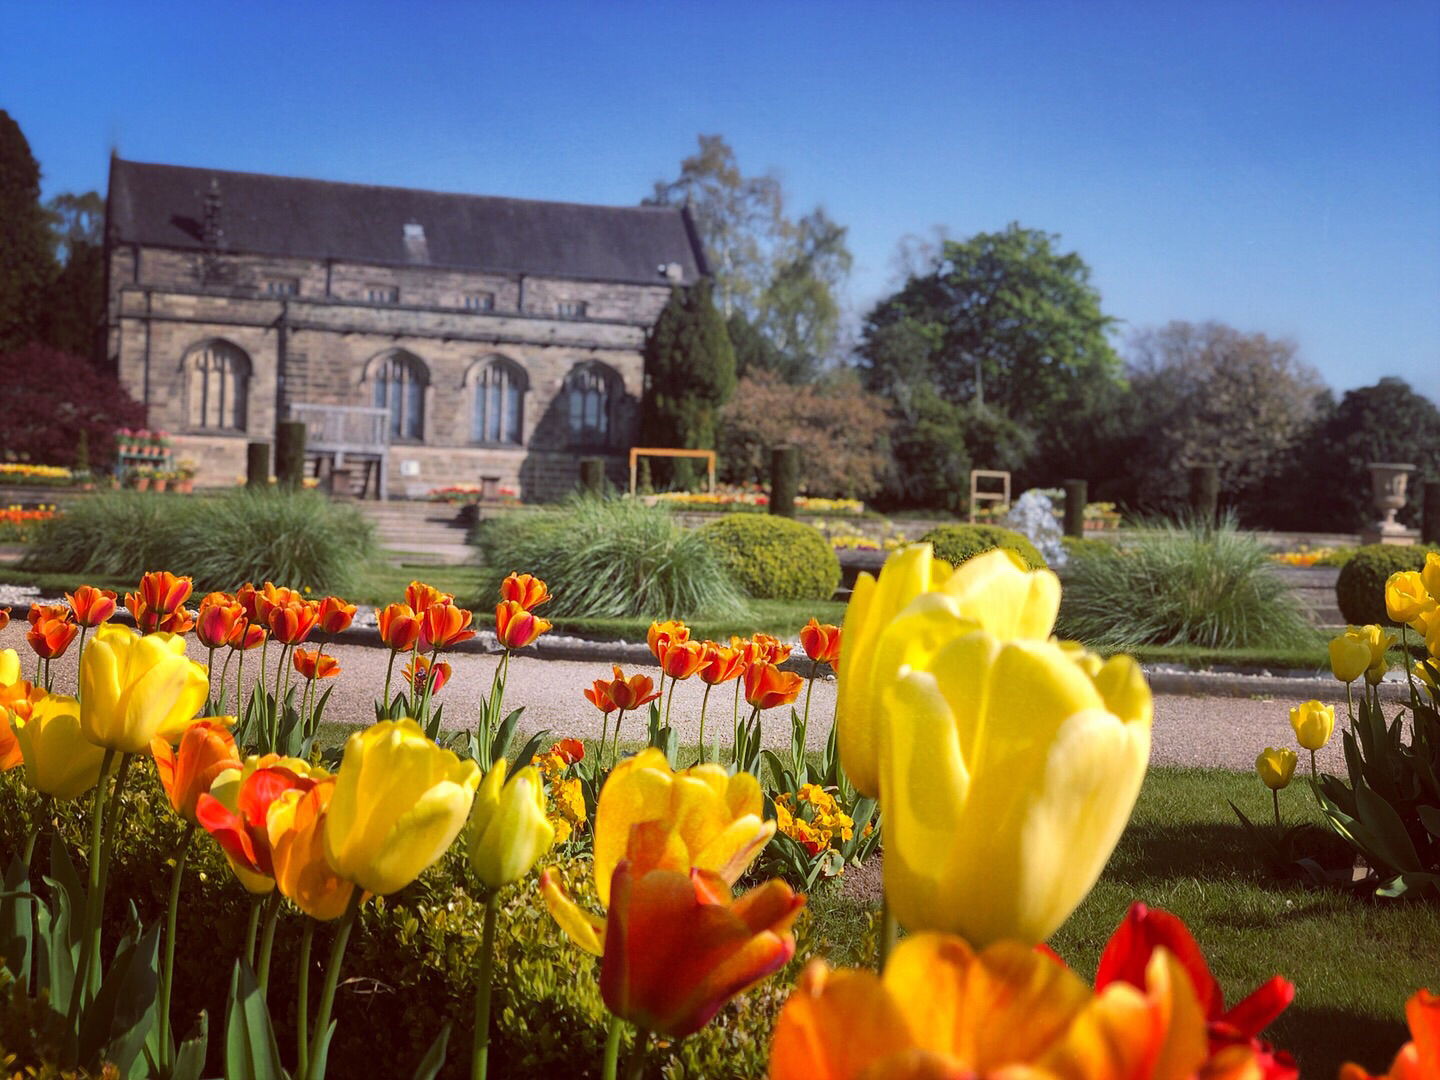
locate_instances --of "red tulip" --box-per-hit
[27,613,79,660]
[550,737,585,765]
[0,607,10,632]
[66,585,118,629]
[743,662,804,710]
[229,619,267,651]
[196,764,318,880]
[151,721,240,823]
[799,618,842,667]
[316,595,357,635]
[292,648,341,681]
[196,598,246,650]
[139,570,193,615]
[500,572,552,611]
[267,600,319,646]
[377,602,421,653]
[584,678,618,714]
[606,667,661,711]
[421,601,477,651]
[697,642,745,686]
[1339,989,1439,1080]
[494,600,550,650]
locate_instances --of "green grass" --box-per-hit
[346,562,488,607]
[811,766,1431,1079]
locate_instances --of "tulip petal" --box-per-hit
[770,961,914,1080]
[939,548,1061,640]
[539,869,605,955]
[353,779,473,894]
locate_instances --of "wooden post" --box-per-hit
[579,457,606,496]
[1063,479,1087,539]
[1189,464,1219,525]
[276,421,307,491]
[770,445,798,519]
[1423,481,1440,546]
[246,441,271,489]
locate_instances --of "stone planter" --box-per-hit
[1361,462,1419,546]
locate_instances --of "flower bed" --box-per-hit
[0,503,58,543]
[645,487,865,515]
[0,462,74,485]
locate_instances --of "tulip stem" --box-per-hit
[75,627,89,697]
[271,644,288,753]
[296,918,314,1080]
[663,674,677,731]
[382,649,398,715]
[1345,682,1355,732]
[696,682,713,765]
[244,896,263,969]
[1272,788,1282,830]
[470,889,500,1080]
[157,821,195,1069]
[306,887,362,1080]
[256,889,283,998]
[878,899,898,972]
[206,645,216,709]
[625,1027,650,1080]
[1310,748,1318,783]
[601,1015,624,1080]
[66,747,116,1037]
[42,657,51,692]
[607,708,627,773]
[220,647,236,714]
[91,751,134,996]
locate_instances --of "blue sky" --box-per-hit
[4,0,1437,400]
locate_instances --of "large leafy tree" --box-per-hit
[0,109,57,352]
[641,280,737,472]
[647,135,851,380]
[859,224,1120,431]
[39,190,106,358]
[0,343,145,469]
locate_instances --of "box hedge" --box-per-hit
[1335,544,1437,626]
[695,515,841,601]
[918,524,1047,571]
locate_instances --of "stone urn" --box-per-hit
[1361,462,1418,545]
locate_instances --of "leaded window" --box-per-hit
[565,362,619,446]
[472,359,524,444]
[370,352,427,440]
[188,341,249,430]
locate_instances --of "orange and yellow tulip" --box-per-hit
[139,570,193,615]
[550,737,585,765]
[377,602,422,653]
[197,761,321,889]
[1339,989,1438,1080]
[0,676,39,771]
[125,593,194,636]
[741,632,792,667]
[151,720,241,823]
[27,612,78,660]
[647,619,690,665]
[421,601,477,651]
[495,600,550,650]
[799,618,842,666]
[606,666,661,711]
[584,677,618,714]
[696,642,746,686]
[229,619,266,651]
[659,638,707,681]
[268,600,320,646]
[196,597,246,650]
[316,595,357,635]
[500,572,551,611]
[268,780,360,920]
[405,580,452,616]
[403,654,450,695]
[66,585,118,628]
[744,662,804,710]
[293,648,341,681]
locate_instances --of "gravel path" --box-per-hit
[3,621,1367,773]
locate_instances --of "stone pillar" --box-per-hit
[1189,464,1219,525]
[275,421,307,491]
[1063,479,1087,539]
[579,457,606,496]
[1423,481,1440,547]
[246,441,271,489]
[770,446,798,519]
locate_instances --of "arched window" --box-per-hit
[368,351,427,440]
[470,357,526,445]
[186,340,250,431]
[565,361,620,446]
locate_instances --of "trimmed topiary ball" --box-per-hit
[696,514,841,600]
[1335,544,1437,625]
[919,524,1047,570]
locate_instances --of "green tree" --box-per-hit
[0,109,57,352]
[641,281,737,485]
[39,191,106,359]
[647,135,851,379]
[859,223,1120,430]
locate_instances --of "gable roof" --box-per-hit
[107,157,707,287]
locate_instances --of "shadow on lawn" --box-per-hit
[1275,1003,1409,1080]
[1105,820,1356,887]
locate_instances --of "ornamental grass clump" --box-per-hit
[1056,513,1315,650]
[471,497,748,619]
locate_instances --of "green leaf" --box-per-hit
[489,706,525,766]
[307,1019,338,1080]
[512,729,552,772]
[410,1022,452,1080]
[1353,783,1423,874]
[79,919,161,1076]
[224,959,287,1080]
[0,852,34,986]
[170,1011,210,1080]
[1417,804,1440,839]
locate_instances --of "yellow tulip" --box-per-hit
[1256,747,1297,790]
[1355,623,1397,670]
[1328,631,1371,684]
[1288,699,1335,751]
[543,748,775,954]
[0,648,20,687]
[467,760,554,890]
[323,718,480,895]
[837,546,1060,797]
[1424,551,1440,599]
[79,625,208,754]
[14,693,115,800]
[1386,570,1436,626]
[878,626,1151,946]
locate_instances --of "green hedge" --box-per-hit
[695,515,841,601]
[919,524,1047,570]
[1335,544,1437,626]
[19,491,376,593]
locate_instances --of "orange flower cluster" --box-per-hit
[633,620,817,711]
[376,580,482,654]
[126,571,196,635]
[27,603,79,660]
[494,573,552,650]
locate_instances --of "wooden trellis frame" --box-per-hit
[968,469,1011,524]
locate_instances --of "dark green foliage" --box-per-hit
[1060,535,1120,563]
[769,445,798,518]
[1055,516,1317,649]
[20,490,375,592]
[0,111,56,353]
[274,421,307,490]
[727,310,806,383]
[696,514,840,601]
[246,441,271,487]
[1335,544,1437,626]
[640,281,737,478]
[0,344,146,470]
[471,498,747,618]
[919,524,1046,571]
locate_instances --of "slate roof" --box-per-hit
[107,157,707,287]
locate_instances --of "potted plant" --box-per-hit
[131,467,153,492]
[152,470,170,493]
[175,461,197,494]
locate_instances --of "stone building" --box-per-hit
[103,157,706,498]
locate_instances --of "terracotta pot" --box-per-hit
[153,478,169,493]
[176,479,194,494]
[133,476,151,492]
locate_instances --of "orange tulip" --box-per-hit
[196,763,319,881]
[125,592,189,635]
[27,613,79,660]
[229,619,266,651]
[27,603,70,628]
[267,600,319,646]
[697,642,746,686]
[268,780,360,921]
[377,602,422,653]
[659,638,707,681]
[402,654,450,695]
[647,619,691,665]
[0,680,40,771]
[196,590,235,612]
[406,580,452,616]
[151,720,240,823]
[316,595,357,635]
[235,582,262,623]
[0,607,10,632]
[159,607,195,635]
[196,598,246,650]
[500,572,552,611]
[550,737,585,765]
[495,600,550,649]
[66,585,118,629]
[292,648,341,681]
[584,678,618,714]
[1340,989,1439,1080]
[745,632,793,667]
[606,666,661,711]
[799,618,842,667]
[139,571,193,616]
[744,662,804,710]
[421,601,478,651]
[552,820,805,1039]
